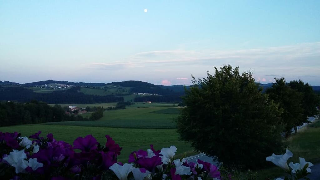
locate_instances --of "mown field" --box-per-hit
[50,103,117,108]
[79,86,131,96]
[47,103,181,129]
[0,102,191,163]
[0,124,194,163]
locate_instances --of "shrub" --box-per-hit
[177,65,284,169]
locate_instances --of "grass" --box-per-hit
[287,120,320,163]
[255,119,320,179]
[152,108,182,114]
[0,124,195,162]
[47,103,179,129]
[29,87,63,93]
[80,87,131,96]
[49,103,117,108]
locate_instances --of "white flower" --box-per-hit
[160,146,177,164]
[3,150,28,173]
[19,137,32,149]
[275,178,284,180]
[173,159,183,167]
[157,164,163,171]
[266,149,293,170]
[109,163,133,180]
[162,174,167,180]
[132,168,151,180]
[147,149,155,158]
[197,163,203,169]
[289,157,313,173]
[33,144,40,153]
[28,158,43,171]
[197,177,202,180]
[173,159,191,175]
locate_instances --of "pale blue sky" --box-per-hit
[1,0,320,85]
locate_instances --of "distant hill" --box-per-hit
[1,80,319,104]
[23,80,105,87]
[0,81,19,86]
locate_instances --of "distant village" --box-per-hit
[35,83,73,90]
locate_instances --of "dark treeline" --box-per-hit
[22,80,106,87]
[0,101,108,127]
[0,86,123,104]
[110,81,184,96]
[0,101,86,127]
[134,95,182,103]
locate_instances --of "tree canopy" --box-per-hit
[288,80,320,118]
[177,65,284,169]
[266,78,305,136]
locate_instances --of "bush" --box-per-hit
[177,65,284,169]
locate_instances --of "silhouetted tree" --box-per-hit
[177,65,284,169]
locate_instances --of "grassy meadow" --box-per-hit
[47,103,181,128]
[256,119,320,179]
[49,103,117,108]
[0,102,192,163]
[0,124,194,163]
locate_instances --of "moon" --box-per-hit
[144,9,148,13]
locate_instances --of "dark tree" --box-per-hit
[266,78,305,136]
[90,107,104,120]
[288,80,320,118]
[177,65,284,169]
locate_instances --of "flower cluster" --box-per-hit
[0,131,221,180]
[266,149,313,180]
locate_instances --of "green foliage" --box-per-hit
[0,101,85,126]
[288,80,320,117]
[115,101,132,109]
[266,78,305,137]
[177,65,284,169]
[90,107,104,120]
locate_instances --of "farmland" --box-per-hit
[0,102,192,162]
[0,124,194,162]
[47,103,181,129]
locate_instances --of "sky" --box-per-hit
[0,0,320,86]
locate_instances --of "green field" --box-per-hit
[0,124,194,162]
[47,103,180,128]
[49,103,117,108]
[0,102,190,162]
[29,87,64,93]
[80,86,131,96]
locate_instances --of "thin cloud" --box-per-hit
[86,42,320,81]
[265,74,280,77]
[161,80,171,86]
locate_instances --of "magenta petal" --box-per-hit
[150,145,160,156]
[170,168,182,180]
[137,156,162,172]
[3,132,20,149]
[101,151,117,169]
[47,133,54,142]
[128,150,148,163]
[73,135,98,152]
[209,164,221,178]
[105,135,122,155]
[30,131,42,139]
[140,168,147,173]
